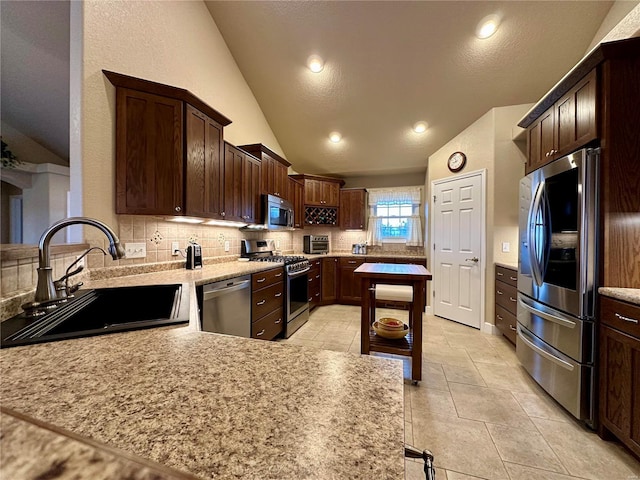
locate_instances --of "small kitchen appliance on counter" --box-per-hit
[352,242,367,255]
[303,235,329,254]
[186,242,202,270]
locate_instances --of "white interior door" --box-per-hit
[431,170,485,329]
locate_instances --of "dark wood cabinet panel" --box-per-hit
[598,295,640,459]
[238,144,290,199]
[290,174,344,207]
[185,105,223,218]
[106,70,232,219]
[223,142,244,222]
[241,153,261,224]
[340,188,367,230]
[338,257,366,304]
[115,88,184,215]
[526,69,597,174]
[288,177,304,229]
[321,257,338,304]
[252,307,284,341]
[309,259,322,310]
[494,264,517,345]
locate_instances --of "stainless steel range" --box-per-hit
[241,240,310,338]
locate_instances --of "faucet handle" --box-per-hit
[68,282,83,295]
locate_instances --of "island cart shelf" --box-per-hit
[354,263,432,384]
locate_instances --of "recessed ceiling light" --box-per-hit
[329,132,342,143]
[307,55,324,73]
[413,121,428,133]
[476,14,501,39]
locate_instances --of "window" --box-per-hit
[376,202,415,239]
[366,187,423,246]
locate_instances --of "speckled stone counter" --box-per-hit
[494,261,518,270]
[599,287,640,306]
[0,328,405,479]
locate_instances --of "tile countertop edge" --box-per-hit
[598,287,640,306]
[0,329,406,479]
[495,261,518,270]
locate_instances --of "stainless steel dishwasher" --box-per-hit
[201,275,251,338]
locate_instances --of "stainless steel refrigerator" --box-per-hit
[516,147,599,427]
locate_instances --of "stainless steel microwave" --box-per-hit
[264,194,294,230]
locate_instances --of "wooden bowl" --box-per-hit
[377,317,405,330]
[373,320,409,339]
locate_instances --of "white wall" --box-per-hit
[426,104,531,326]
[78,0,285,243]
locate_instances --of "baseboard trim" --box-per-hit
[425,305,433,315]
[482,322,500,335]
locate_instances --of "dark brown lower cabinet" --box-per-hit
[321,257,338,304]
[494,264,518,345]
[598,295,640,459]
[338,257,366,304]
[308,259,321,310]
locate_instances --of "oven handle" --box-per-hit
[517,324,574,371]
[518,294,576,329]
[288,266,311,277]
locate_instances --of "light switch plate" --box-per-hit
[124,242,146,258]
[224,240,230,252]
[501,242,510,253]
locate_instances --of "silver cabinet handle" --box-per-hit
[256,299,266,306]
[175,206,181,212]
[348,260,356,264]
[497,272,503,276]
[256,277,266,283]
[510,276,517,281]
[256,329,265,336]
[509,297,517,302]
[497,290,503,295]
[275,318,282,324]
[275,292,282,297]
[615,312,639,324]
[275,272,282,277]
[497,315,503,321]
[509,325,517,331]
[315,274,320,279]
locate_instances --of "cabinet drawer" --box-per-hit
[252,307,284,340]
[339,257,366,267]
[600,295,640,339]
[495,304,517,344]
[252,283,284,321]
[495,281,518,314]
[252,267,285,290]
[495,265,517,287]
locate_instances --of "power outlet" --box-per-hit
[171,242,181,256]
[124,242,146,259]
[224,240,230,252]
[501,242,510,253]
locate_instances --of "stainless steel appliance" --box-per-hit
[201,276,251,337]
[241,239,310,337]
[517,147,599,426]
[242,194,294,231]
[303,234,329,254]
[186,242,202,269]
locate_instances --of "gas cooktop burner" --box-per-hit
[248,255,310,274]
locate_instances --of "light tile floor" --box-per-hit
[279,305,640,480]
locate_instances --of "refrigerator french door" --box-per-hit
[517,147,599,426]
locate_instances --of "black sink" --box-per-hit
[1,284,190,348]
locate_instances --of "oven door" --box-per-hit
[518,148,598,319]
[285,267,310,337]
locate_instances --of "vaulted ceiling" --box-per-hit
[205,1,615,177]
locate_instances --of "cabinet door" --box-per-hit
[527,107,555,173]
[321,257,338,303]
[340,189,366,230]
[242,154,261,224]
[185,104,223,219]
[556,69,597,157]
[599,324,640,457]
[323,182,340,206]
[288,178,304,229]
[260,155,273,196]
[338,258,366,304]
[223,143,244,221]
[304,179,322,205]
[115,88,183,215]
[273,160,289,199]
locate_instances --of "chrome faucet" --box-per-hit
[25,217,126,316]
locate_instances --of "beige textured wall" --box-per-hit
[80,0,284,240]
[587,1,640,52]
[426,104,531,329]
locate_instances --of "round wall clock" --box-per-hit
[447,151,467,172]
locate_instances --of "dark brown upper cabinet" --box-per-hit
[340,188,367,230]
[289,174,344,207]
[104,70,232,218]
[237,144,291,201]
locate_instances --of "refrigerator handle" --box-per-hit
[528,182,545,286]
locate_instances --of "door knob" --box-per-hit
[465,257,479,263]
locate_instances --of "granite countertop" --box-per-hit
[598,287,640,306]
[495,261,518,270]
[303,251,427,260]
[0,327,405,479]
